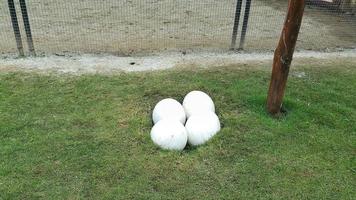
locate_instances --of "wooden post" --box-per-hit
[267,0,305,115]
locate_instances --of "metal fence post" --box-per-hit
[19,0,35,56]
[230,0,243,49]
[239,0,252,50]
[8,0,24,56]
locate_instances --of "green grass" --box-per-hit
[0,64,355,199]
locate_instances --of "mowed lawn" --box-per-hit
[0,63,355,199]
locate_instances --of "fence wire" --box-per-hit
[1,0,355,56]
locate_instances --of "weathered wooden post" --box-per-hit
[267,0,305,115]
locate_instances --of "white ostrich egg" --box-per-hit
[183,91,215,118]
[185,111,221,146]
[150,119,188,151]
[152,98,186,124]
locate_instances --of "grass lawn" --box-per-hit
[0,63,355,199]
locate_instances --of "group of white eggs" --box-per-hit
[150,91,221,151]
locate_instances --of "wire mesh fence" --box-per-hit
[1,0,355,56]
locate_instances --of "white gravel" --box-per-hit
[0,49,355,75]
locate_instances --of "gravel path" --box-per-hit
[1,50,355,74]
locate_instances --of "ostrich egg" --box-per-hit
[185,111,221,146]
[152,98,186,124]
[183,91,215,118]
[150,119,188,151]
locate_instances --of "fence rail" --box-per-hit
[1,0,355,56]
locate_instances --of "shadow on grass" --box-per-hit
[244,94,303,119]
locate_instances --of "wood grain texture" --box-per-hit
[267,0,305,115]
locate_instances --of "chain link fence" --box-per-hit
[1,0,355,56]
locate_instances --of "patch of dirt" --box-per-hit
[0,0,355,55]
